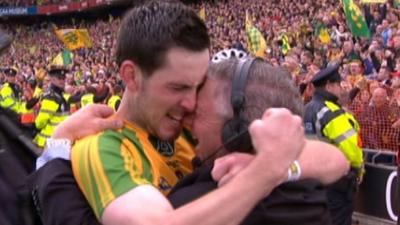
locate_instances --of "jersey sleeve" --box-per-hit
[71,130,152,219]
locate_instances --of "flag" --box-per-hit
[395,0,400,8]
[52,49,74,66]
[55,29,93,50]
[314,23,331,44]
[245,11,267,58]
[360,0,387,3]
[342,0,371,38]
[198,6,206,21]
[280,33,291,55]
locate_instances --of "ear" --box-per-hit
[119,60,143,92]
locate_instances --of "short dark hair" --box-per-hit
[116,1,210,76]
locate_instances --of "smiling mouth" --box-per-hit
[167,114,183,123]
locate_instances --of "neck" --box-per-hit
[51,84,64,93]
[114,92,144,129]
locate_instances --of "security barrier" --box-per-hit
[355,149,398,224]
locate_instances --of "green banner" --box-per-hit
[395,0,400,8]
[343,0,371,38]
[361,0,387,3]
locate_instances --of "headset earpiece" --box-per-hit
[222,118,250,152]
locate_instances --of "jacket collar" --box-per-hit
[313,88,339,104]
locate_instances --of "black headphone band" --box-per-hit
[231,57,261,117]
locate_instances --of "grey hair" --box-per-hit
[207,59,304,123]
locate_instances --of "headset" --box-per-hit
[221,56,262,152]
[194,50,262,166]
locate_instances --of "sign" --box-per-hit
[355,164,398,222]
[0,7,37,16]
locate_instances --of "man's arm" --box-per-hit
[298,140,349,184]
[102,108,304,225]
[212,139,349,186]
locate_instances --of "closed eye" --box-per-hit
[169,84,191,92]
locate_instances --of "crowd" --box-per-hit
[199,0,400,151]
[0,0,400,151]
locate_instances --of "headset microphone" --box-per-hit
[195,129,250,167]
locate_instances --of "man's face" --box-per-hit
[192,78,226,160]
[326,81,342,97]
[300,53,311,65]
[134,47,209,141]
[383,20,389,29]
[369,81,380,95]
[372,89,388,108]
[50,76,66,89]
[393,36,400,49]
[343,41,353,54]
[350,63,360,75]
[6,75,16,83]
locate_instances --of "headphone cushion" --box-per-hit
[222,119,251,152]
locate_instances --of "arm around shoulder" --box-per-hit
[298,140,350,184]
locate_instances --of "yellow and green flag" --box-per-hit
[360,0,387,3]
[52,49,74,66]
[314,23,331,44]
[342,0,371,38]
[395,0,400,8]
[198,6,206,21]
[280,33,291,55]
[55,29,93,50]
[245,11,267,58]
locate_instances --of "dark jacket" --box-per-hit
[169,165,332,225]
[28,159,331,225]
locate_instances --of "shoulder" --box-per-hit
[71,128,152,219]
[42,91,60,102]
[305,99,325,114]
[72,129,125,162]
[71,128,147,175]
[0,83,10,92]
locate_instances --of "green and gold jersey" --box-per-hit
[71,120,196,219]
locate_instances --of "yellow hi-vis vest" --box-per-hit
[0,83,23,114]
[315,100,363,169]
[33,87,42,98]
[107,95,121,111]
[81,93,94,108]
[34,91,70,148]
[63,93,78,113]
